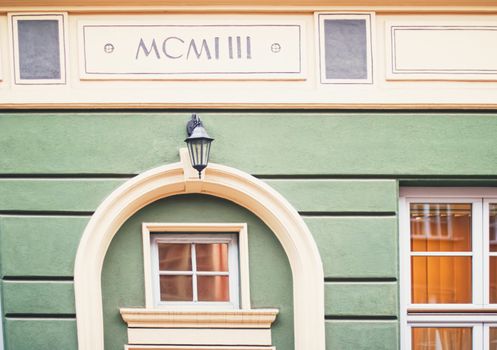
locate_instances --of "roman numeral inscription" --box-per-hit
[80,22,304,79]
[136,36,252,60]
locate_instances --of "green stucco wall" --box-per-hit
[101,194,294,350]
[1,111,497,349]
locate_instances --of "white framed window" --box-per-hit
[142,223,250,310]
[400,188,497,350]
[151,233,239,308]
[9,13,67,85]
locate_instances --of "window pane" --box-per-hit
[490,327,497,350]
[158,243,192,271]
[196,243,229,272]
[159,275,193,301]
[18,20,61,80]
[411,256,472,303]
[412,327,472,350]
[197,275,230,301]
[490,257,497,303]
[411,203,472,252]
[490,203,497,252]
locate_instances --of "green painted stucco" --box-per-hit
[0,216,88,277]
[325,321,399,350]
[306,216,398,278]
[101,194,294,350]
[1,112,497,176]
[4,319,77,350]
[3,111,497,349]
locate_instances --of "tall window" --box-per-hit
[400,188,497,350]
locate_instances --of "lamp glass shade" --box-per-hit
[187,138,212,173]
[185,124,214,177]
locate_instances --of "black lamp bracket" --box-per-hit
[186,113,203,136]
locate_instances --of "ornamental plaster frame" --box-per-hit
[73,148,325,350]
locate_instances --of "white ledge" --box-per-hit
[120,308,279,328]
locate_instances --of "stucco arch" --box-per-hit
[74,150,325,350]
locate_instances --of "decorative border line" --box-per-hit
[390,26,497,75]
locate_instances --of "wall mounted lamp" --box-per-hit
[185,114,214,179]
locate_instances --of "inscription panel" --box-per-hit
[79,20,305,80]
[386,21,497,81]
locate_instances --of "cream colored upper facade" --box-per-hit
[1,2,497,108]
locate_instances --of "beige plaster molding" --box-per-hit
[125,346,275,350]
[2,1,497,12]
[120,308,279,328]
[73,148,325,350]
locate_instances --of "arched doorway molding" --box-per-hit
[74,149,325,350]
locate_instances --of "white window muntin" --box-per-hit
[402,196,483,310]
[151,233,240,309]
[484,199,497,306]
[9,13,68,85]
[400,188,497,350]
[142,223,250,310]
[484,323,497,350]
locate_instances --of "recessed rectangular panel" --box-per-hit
[18,20,61,80]
[324,19,367,80]
[10,13,67,85]
[127,328,272,345]
[386,21,497,80]
[317,13,373,84]
[79,19,306,80]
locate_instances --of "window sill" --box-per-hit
[120,308,279,328]
[120,308,279,348]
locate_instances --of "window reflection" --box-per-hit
[410,203,473,304]
[196,243,228,272]
[160,275,193,301]
[157,241,231,303]
[411,203,472,252]
[412,327,472,350]
[198,275,230,301]
[159,243,192,271]
[411,256,472,304]
[490,204,497,252]
[490,327,497,350]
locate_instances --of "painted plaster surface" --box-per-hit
[0,113,497,175]
[101,194,294,350]
[2,111,496,349]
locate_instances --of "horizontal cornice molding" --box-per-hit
[1,2,497,13]
[120,308,279,328]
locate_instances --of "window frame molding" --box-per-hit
[142,223,250,310]
[74,148,325,350]
[316,12,374,85]
[8,12,68,85]
[399,187,497,350]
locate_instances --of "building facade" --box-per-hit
[1,1,497,349]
